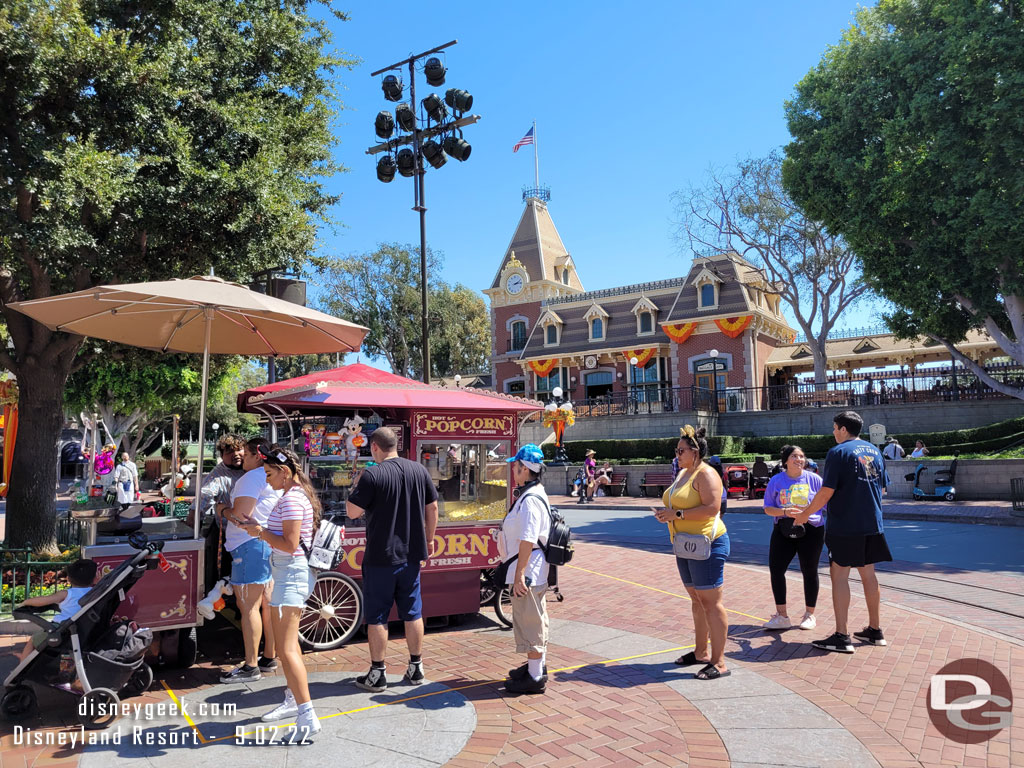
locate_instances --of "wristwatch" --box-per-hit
[675,510,682,518]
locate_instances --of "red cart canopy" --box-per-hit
[238,363,542,414]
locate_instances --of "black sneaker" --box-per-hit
[258,656,279,671]
[853,626,887,646]
[507,662,548,680]
[504,673,547,695]
[403,661,425,685]
[220,664,262,683]
[811,632,855,654]
[355,666,388,693]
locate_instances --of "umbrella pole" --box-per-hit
[193,308,212,539]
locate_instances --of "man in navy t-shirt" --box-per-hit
[795,410,892,654]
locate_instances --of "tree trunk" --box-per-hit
[4,360,70,552]
[813,342,829,390]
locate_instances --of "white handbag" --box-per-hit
[667,471,721,561]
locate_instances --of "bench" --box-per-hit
[601,471,629,497]
[640,471,676,497]
[793,390,849,408]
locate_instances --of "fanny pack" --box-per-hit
[672,514,721,560]
[776,516,806,540]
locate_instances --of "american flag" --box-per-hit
[513,127,534,153]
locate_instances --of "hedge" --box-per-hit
[543,414,1024,463]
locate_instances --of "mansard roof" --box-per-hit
[664,252,754,322]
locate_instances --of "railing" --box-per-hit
[791,324,892,344]
[543,277,689,307]
[554,364,1024,418]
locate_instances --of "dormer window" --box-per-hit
[538,308,563,347]
[701,284,716,307]
[631,296,659,336]
[562,268,570,284]
[583,304,610,343]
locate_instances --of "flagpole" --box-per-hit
[533,120,539,189]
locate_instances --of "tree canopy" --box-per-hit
[0,0,353,547]
[675,153,871,384]
[317,244,491,380]
[782,0,1024,396]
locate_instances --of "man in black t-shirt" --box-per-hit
[346,427,438,693]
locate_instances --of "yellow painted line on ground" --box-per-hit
[566,563,768,624]
[194,643,698,745]
[160,680,208,744]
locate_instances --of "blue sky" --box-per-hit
[309,1,882,341]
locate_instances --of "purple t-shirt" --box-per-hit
[764,470,825,527]
[584,457,596,478]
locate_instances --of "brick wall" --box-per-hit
[674,331,748,387]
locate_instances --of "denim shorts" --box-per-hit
[675,531,730,590]
[361,562,423,625]
[230,537,272,585]
[269,551,314,608]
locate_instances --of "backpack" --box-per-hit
[305,517,346,570]
[542,503,574,566]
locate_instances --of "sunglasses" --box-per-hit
[674,448,690,455]
[256,444,289,464]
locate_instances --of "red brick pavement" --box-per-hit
[1,540,1021,767]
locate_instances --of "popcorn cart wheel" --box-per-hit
[479,569,512,628]
[298,571,363,651]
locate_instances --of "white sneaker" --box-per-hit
[295,708,322,740]
[261,690,298,722]
[763,613,791,630]
[798,613,817,631]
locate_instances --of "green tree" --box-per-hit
[274,353,343,381]
[0,0,353,548]
[675,153,872,384]
[317,244,442,378]
[179,360,263,440]
[782,0,1024,397]
[429,284,491,378]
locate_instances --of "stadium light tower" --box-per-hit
[367,40,481,384]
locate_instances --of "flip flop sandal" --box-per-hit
[674,651,708,667]
[695,663,731,680]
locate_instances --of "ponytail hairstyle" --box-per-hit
[679,424,709,460]
[262,444,322,527]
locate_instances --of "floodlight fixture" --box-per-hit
[424,57,446,87]
[382,74,403,101]
[376,154,396,182]
[397,148,416,177]
[374,110,395,139]
[421,93,447,123]
[444,88,473,113]
[443,135,471,161]
[395,102,416,131]
[421,140,447,169]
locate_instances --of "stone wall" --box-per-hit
[540,458,1024,501]
[521,398,1024,445]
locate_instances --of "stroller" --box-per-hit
[2,533,162,729]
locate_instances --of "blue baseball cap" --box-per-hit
[506,444,545,472]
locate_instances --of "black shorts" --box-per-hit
[825,532,893,568]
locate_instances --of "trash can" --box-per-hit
[1010,478,1024,516]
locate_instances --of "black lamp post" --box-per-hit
[709,348,724,413]
[366,40,481,384]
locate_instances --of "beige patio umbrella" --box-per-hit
[8,275,368,535]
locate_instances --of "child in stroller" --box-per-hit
[570,468,585,496]
[16,559,98,661]
[3,534,162,729]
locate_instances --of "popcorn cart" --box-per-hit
[237,363,542,650]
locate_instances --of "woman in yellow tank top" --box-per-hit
[653,425,730,680]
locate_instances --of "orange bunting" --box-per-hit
[621,348,656,367]
[528,358,559,377]
[714,316,752,338]
[662,322,697,343]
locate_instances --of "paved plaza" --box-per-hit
[1,509,1022,768]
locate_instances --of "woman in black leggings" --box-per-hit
[762,445,826,632]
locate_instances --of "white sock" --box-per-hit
[528,657,544,679]
[283,688,295,704]
[297,701,314,716]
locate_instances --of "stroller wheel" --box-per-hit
[124,663,154,697]
[1,684,37,721]
[78,687,120,730]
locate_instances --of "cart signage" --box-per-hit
[413,412,516,438]
[88,548,200,630]
[335,524,502,575]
